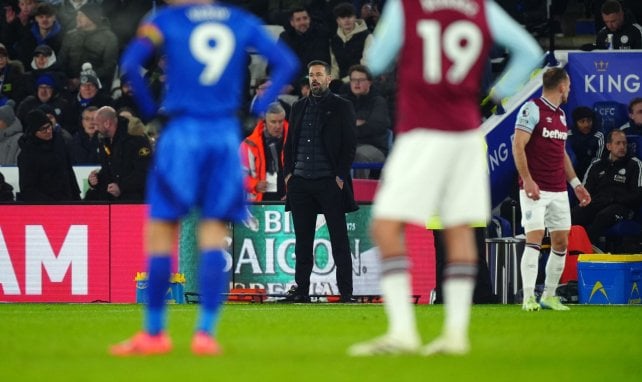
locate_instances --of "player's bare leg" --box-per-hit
[348,219,420,356]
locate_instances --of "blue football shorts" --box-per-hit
[146,115,247,222]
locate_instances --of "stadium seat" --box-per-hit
[592,101,628,134]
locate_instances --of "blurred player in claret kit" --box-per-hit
[348,0,543,356]
[110,0,298,356]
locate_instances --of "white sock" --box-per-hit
[381,257,417,341]
[543,249,566,298]
[443,263,476,340]
[520,244,541,300]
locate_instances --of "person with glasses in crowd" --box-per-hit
[16,108,80,202]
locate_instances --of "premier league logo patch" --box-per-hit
[525,211,532,220]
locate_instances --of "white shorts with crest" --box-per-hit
[372,129,490,227]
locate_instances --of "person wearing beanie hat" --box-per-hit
[58,3,118,92]
[16,69,72,134]
[17,108,80,201]
[0,99,24,166]
[568,106,604,179]
[78,3,103,27]
[14,2,64,69]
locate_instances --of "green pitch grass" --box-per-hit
[0,304,640,382]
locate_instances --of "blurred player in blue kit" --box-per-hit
[110,0,298,356]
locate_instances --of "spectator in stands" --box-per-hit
[0,171,14,201]
[14,3,64,69]
[65,63,112,134]
[23,44,69,96]
[282,60,357,303]
[619,97,642,135]
[0,0,36,55]
[0,100,22,165]
[343,64,389,178]
[17,73,71,132]
[278,8,331,85]
[58,3,118,92]
[55,0,102,32]
[0,43,28,106]
[240,102,289,202]
[329,3,373,82]
[70,105,99,164]
[568,106,604,179]
[112,74,140,118]
[85,106,151,202]
[101,0,154,53]
[572,129,642,245]
[357,1,382,31]
[17,108,80,201]
[595,0,642,49]
[39,102,72,146]
[267,0,309,26]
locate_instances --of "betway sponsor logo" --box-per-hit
[542,127,567,140]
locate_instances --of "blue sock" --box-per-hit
[196,249,228,335]
[145,256,171,335]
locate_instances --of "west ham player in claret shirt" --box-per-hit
[348,0,543,356]
[513,67,591,312]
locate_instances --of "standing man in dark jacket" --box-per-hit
[17,109,80,202]
[283,60,357,303]
[572,129,642,245]
[85,106,151,202]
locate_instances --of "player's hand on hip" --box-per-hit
[575,185,591,207]
[523,179,540,201]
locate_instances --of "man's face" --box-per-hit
[337,15,356,33]
[290,11,310,34]
[602,11,624,32]
[37,85,53,102]
[607,132,628,160]
[35,14,55,30]
[576,117,593,134]
[630,102,642,126]
[265,112,285,138]
[79,82,97,99]
[34,121,53,141]
[82,110,97,135]
[19,0,35,14]
[560,77,571,104]
[308,64,331,95]
[76,11,95,31]
[349,71,371,96]
[34,54,49,69]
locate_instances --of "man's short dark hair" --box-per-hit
[348,64,372,81]
[333,3,356,18]
[307,60,331,74]
[289,7,308,19]
[542,67,568,90]
[601,0,622,15]
[607,128,626,143]
[628,97,642,113]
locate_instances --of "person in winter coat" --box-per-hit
[16,108,80,202]
[0,100,23,165]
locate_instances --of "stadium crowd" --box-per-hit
[0,0,641,252]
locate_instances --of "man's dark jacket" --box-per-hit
[284,92,358,213]
[85,116,151,202]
